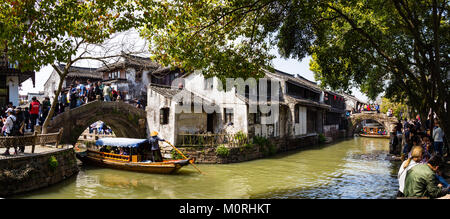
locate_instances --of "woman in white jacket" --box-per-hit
[397,146,423,197]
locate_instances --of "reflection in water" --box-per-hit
[13,137,401,199]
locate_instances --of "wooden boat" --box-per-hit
[76,138,192,174]
[359,133,390,139]
[360,124,389,139]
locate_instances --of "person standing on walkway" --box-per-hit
[29,96,40,132]
[395,120,403,155]
[149,131,165,162]
[40,97,51,125]
[23,107,30,131]
[432,119,445,156]
[2,108,18,155]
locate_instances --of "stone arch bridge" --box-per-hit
[47,101,147,145]
[349,112,399,134]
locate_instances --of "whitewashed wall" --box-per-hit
[182,72,249,135]
[294,106,307,135]
[146,88,176,144]
[7,76,19,106]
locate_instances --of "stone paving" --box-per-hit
[0,145,72,160]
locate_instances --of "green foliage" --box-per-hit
[48,156,58,169]
[234,131,248,142]
[215,144,230,157]
[171,149,185,160]
[138,0,275,81]
[0,0,141,72]
[252,135,276,156]
[137,0,449,137]
[318,133,326,144]
[243,142,254,150]
[379,97,408,119]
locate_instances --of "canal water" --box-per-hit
[13,137,401,199]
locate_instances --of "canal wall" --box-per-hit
[168,135,319,164]
[0,148,79,197]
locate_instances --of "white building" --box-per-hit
[0,50,35,107]
[147,69,344,147]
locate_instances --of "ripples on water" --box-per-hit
[14,137,401,199]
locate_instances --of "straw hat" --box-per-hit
[150,131,158,137]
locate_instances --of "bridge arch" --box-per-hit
[349,112,398,134]
[47,101,147,145]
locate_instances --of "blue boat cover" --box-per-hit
[95,138,149,148]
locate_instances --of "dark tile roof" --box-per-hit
[149,84,213,106]
[265,69,322,93]
[97,53,160,72]
[152,66,183,77]
[57,64,102,79]
[284,94,330,109]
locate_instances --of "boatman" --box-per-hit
[149,131,165,162]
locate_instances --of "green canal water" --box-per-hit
[14,137,401,199]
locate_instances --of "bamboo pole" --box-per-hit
[164,140,204,174]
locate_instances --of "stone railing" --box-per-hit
[0,128,64,153]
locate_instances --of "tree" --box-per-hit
[138,0,449,142]
[380,97,409,119]
[0,0,141,133]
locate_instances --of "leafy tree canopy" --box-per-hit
[0,0,140,71]
[139,0,449,135]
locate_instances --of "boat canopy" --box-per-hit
[96,138,149,148]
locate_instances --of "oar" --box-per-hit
[165,140,204,174]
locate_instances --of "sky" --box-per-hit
[18,32,369,103]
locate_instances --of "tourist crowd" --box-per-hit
[54,79,125,114]
[393,116,449,198]
[0,79,143,156]
[351,103,383,114]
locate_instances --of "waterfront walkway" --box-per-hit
[0,145,72,160]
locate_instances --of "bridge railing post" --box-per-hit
[31,131,37,153]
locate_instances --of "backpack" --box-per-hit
[9,116,20,136]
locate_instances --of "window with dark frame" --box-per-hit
[253,110,261,124]
[204,78,214,90]
[224,108,234,124]
[160,108,170,125]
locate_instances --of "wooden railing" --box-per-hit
[0,128,64,153]
[87,150,131,162]
[176,133,249,147]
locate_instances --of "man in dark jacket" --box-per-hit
[404,155,449,198]
[149,131,165,162]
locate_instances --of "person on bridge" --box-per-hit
[87,80,97,102]
[149,131,165,162]
[103,83,112,102]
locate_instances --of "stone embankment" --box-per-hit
[0,146,79,197]
[164,135,319,164]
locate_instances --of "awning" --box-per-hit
[96,138,149,148]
